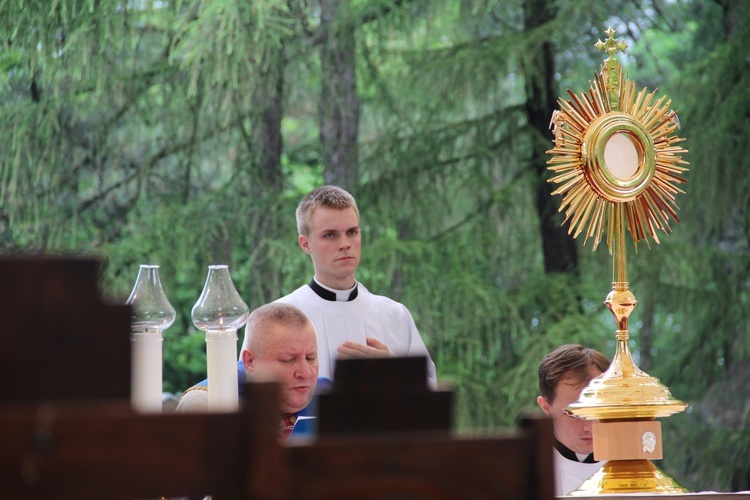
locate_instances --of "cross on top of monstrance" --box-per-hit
[595,26,628,60]
[546,27,690,494]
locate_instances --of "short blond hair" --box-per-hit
[295,185,360,237]
[241,303,314,355]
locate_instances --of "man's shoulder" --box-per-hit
[357,284,411,312]
[175,385,209,413]
[297,377,334,419]
[275,284,310,304]
[315,376,333,393]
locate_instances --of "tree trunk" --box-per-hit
[319,0,360,189]
[523,0,578,275]
[246,44,287,303]
[208,3,288,301]
[250,47,285,195]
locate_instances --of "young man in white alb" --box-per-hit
[276,185,436,388]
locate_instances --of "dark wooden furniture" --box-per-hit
[284,416,555,500]
[0,382,282,500]
[0,258,131,402]
[316,356,453,435]
[293,357,556,499]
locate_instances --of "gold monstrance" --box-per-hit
[546,27,690,495]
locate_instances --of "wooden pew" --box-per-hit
[283,416,554,500]
[283,356,555,499]
[316,356,453,435]
[0,393,554,500]
[0,258,131,402]
[0,382,282,499]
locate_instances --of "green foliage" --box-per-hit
[2,0,749,490]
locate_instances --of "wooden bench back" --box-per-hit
[283,416,554,500]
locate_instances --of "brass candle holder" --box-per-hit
[546,27,690,495]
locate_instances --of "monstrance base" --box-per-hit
[568,459,689,496]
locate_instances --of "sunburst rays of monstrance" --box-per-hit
[546,27,690,495]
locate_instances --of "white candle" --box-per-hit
[126,264,174,414]
[206,329,239,411]
[131,330,163,413]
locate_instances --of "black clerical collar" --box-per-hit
[308,278,358,302]
[554,438,597,463]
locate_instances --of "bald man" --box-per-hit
[177,303,331,440]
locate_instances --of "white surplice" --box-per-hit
[552,447,605,496]
[275,282,437,388]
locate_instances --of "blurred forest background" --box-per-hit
[1,0,748,491]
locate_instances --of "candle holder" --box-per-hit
[192,265,249,411]
[126,264,176,413]
[546,27,689,494]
